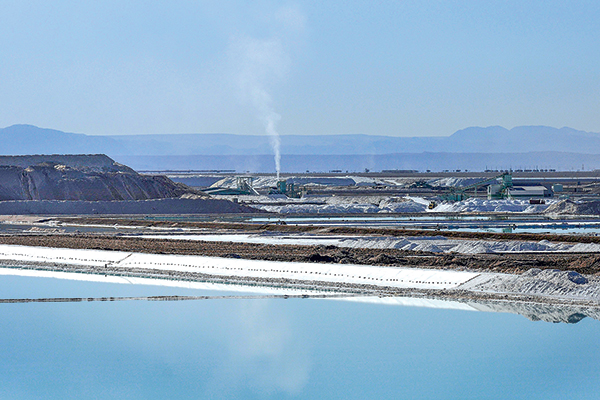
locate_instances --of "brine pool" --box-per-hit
[0,271,599,399]
[266,217,600,235]
[143,215,600,235]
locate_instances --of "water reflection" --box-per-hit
[1,271,600,399]
[0,267,598,324]
[465,300,598,324]
[341,296,600,324]
[217,301,310,396]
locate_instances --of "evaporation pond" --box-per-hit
[0,272,599,399]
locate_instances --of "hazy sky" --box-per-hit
[1,1,600,136]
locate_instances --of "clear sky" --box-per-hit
[1,1,599,137]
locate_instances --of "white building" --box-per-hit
[507,185,551,198]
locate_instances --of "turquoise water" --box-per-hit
[0,274,599,399]
[142,214,600,235]
[451,226,600,234]
[253,217,600,235]
[137,213,600,235]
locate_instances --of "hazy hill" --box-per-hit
[0,125,122,155]
[444,126,600,153]
[3,124,600,171]
[110,126,600,155]
[118,152,600,173]
[3,124,600,156]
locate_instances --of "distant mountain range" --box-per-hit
[117,152,600,174]
[3,124,600,155]
[2,124,600,172]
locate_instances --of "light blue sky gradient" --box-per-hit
[1,1,599,136]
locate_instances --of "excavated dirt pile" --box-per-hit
[545,199,600,215]
[0,154,194,201]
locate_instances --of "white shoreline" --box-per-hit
[0,244,479,290]
[0,267,482,312]
[1,243,600,323]
[1,243,599,308]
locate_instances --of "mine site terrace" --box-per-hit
[0,153,600,317]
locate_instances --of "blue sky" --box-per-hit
[1,1,599,137]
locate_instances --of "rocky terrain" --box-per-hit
[0,154,192,201]
[545,199,600,215]
[0,198,259,215]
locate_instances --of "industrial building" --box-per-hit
[506,185,552,198]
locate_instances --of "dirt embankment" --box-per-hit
[2,234,600,275]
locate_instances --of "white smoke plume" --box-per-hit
[230,6,305,179]
[264,109,282,180]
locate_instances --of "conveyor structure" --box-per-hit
[442,172,513,201]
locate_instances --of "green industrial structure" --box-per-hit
[271,180,306,198]
[204,177,259,196]
[442,172,513,201]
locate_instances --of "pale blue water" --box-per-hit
[143,214,600,235]
[133,211,600,237]
[262,217,600,235]
[451,226,600,234]
[0,275,599,399]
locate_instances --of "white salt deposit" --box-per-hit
[0,244,479,291]
[250,196,555,214]
[255,197,427,214]
[1,244,598,308]
[430,198,554,213]
[0,267,484,313]
[144,234,347,247]
[211,175,390,190]
[459,269,600,300]
[0,267,316,295]
[427,177,486,188]
[3,266,596,322]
